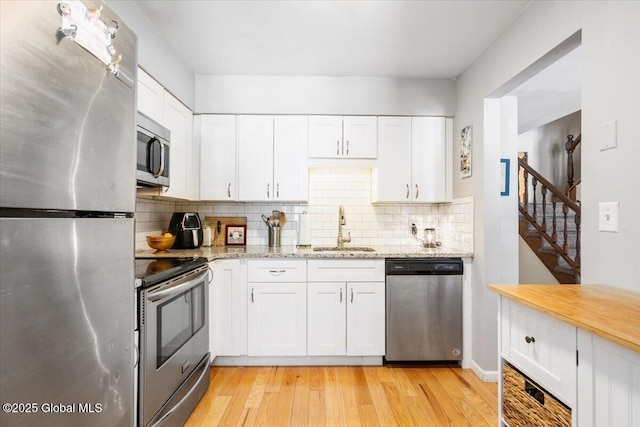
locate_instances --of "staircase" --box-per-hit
[518,135,581,284]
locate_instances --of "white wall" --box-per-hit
[519,238,559,284]
[454,0,640,374]
[518,110,582,190]
[195,76,454,115]
[108,1,195,109]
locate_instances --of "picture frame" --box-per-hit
[225,225,246,246]
[460,125,472,178]
[500,158,510,196]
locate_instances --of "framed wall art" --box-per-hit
[225,225,246,246]
[460,125,472,178]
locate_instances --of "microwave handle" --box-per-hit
[156,141,166,178]
[147,270,207,302]
[147,137,161,177]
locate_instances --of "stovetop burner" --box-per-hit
[135,257,208,288]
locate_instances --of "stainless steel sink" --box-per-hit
[312,246,375,252]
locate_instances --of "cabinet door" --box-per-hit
[237,115,274,201]
[273,116,308,201]
[412,117,446,202]
[374,117,412,202]
[309,116,343,158]
[200,115,237,200]
[247,282,306,356]
[210,259,242,356]
[307,282,346,356]
[577,330,640,427]
[162,92,196,200]
[137,68,164,124]
[343,116,377,159]
[504,299,576,405]
[347,282,385,356]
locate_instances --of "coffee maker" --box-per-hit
[168,212,203,249]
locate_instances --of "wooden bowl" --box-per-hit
[146,234,176,253]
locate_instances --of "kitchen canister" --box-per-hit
[202,224,213,247]
[268,225,281,248]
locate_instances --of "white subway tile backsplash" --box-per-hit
[135,170,473,252]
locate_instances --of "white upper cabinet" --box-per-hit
[237,115,308,202]
[137,68,164,124]
[375,117,412,201]
[162,92,197,200]
[237,115,274,201]
[273,116,308,201]
[309,116,377,159]
[374,116,451,203]
[343,116,378,158]
[199,115,237,201]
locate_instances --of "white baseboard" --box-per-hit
[212,355,383,366]
[471,360,499,382]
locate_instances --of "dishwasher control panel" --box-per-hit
[385,258,463,275]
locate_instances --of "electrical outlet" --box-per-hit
[599,202,619,232]
[411,223,417,235]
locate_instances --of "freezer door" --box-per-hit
[0,1,136,212]
[0,218,134,427]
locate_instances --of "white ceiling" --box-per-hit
[134,0,581,132]
[134,0,530,78]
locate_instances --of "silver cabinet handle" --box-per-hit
[350,287,354,303]
[267,183,270,198]
[415,184,419,199]
[406,184,410,199]
[525,336,535,344]
[268,269,286,275]
[337,140,340,155]
[251,287,254,303]
[346,140,349,156]
[339,288,343,303]
[276,183,280,198]
[227,182,231,198]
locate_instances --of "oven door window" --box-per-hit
[156,282,205,368]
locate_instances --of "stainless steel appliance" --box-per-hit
[135,258,211,427]
[168,213,203,249]
[385,258,463,362]
[0,2,136,426]
[136,112,170,188]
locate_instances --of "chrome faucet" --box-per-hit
[337,205,351,247]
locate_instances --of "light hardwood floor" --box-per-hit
[184,365,498,426]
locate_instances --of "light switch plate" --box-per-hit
[600,120,617,151]
[599,202,619,232]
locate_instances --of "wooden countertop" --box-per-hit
[488,284,640,353]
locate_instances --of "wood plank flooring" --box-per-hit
[184,365,498,426]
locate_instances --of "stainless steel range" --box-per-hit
[135,258,211,427]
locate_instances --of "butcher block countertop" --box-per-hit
[488,284,640,353]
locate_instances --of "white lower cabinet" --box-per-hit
[577,329,640,427]
[307,260,385,356]
[501,298,576,406]
[247,260,307,356]
[209,259,244,357]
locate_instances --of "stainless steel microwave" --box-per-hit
[136,112,170,187]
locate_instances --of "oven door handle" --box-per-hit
[147,271,208,302]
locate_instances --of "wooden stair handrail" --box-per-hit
[518,158,581,213]
[565,134,581,197]
[566,134,581,151]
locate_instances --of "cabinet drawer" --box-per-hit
[308,259,384,282]
[501,298,576,406]
[248,259,307,282]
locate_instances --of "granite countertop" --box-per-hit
[135,245,473,261]
[488,284,640,353]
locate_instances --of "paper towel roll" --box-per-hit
[297,211,311,246]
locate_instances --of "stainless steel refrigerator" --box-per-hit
[0,2,136,426]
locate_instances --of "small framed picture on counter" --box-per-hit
[225,225,246,246]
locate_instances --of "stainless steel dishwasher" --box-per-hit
[385,258,463,362]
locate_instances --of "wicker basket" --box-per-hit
[502,362,571,427]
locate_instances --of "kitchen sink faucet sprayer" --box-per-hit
[337,205,352,247]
